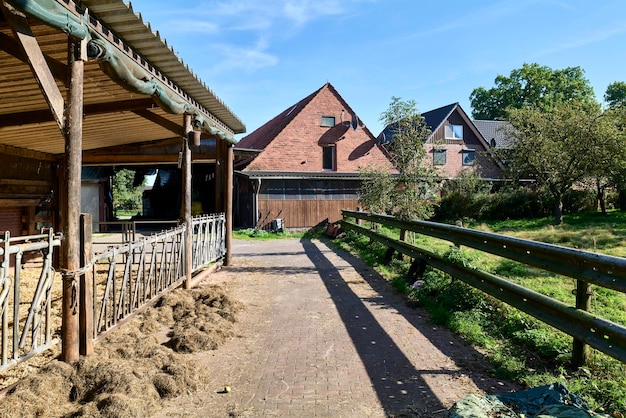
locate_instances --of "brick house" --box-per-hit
[379,103,504,181]
[234,83,396,229]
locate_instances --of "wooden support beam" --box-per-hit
[133,109,184,136]
[0,98,155,128]
[0,143,57,161]
[214,136,224,212]
[224,144,233,266]
[80,214,94,356]
[61,39,84,364]
[82,154,216,165]
[182,114,193,289]
[0,31,68,84]
[0,198,41,207]
[2,5,65,131]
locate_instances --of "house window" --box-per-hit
[462,149,475,166]
[445,124,463,140]
[322,146,335,170]
[321,116,335,127]
[433,149,446,165]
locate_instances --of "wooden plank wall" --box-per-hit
[258,199,359,229]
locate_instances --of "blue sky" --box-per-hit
[127,0,626,139]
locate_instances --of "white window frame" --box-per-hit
[445,124,463,140]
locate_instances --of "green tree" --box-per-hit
[505,101,604,224]
[359,97,439,221]
[584,107,626,213]
[112,168,145,215]
[600,105,626,210]
[358,167,393,215]
[604,81,626,109]
[470,63,596,120]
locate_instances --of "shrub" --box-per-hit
[435,186,597,222]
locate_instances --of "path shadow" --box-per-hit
[299,238,449,415]
[298,238,518,415]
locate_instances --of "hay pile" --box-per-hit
[0,283,243,417]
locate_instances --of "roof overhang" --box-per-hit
[237,171,398,181]
[0,0,245,157]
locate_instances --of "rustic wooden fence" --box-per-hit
[89,213,226,339]
[0,213,226,373]
[192,214,226,271]
[341,210,626,367]
[0,229,62,372]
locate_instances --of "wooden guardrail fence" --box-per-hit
[341,210,626,367]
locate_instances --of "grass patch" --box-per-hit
[233,227,306,240]
[334,210,626,415]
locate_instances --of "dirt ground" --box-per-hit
[0,238,519,417]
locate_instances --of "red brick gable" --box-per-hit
[240,83,395,173]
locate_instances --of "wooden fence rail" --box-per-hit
[0,229,62,372]
[341,210,626,367]
[0,213,226,374]
[90,213,226,340]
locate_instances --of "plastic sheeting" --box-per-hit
[448,383,611,418]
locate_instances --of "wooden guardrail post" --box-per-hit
[572,279,591,367]
[80,213,94,356]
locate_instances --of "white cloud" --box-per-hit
[209,41,279,74]
[135,0,375,74]
[196,0,372,28]
[164,20,219,34]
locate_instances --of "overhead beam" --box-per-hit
[82,154,216,165]
[2,5,65,131]
[132,109,183,136]
[0,98,156,127]
[0,31,68,83]
[0,142,56,161]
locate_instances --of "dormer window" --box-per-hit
[445,124,463,140]
[321,116,336,127]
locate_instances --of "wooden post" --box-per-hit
[61,39,84,364]
[572,279,591,367]
[79,213,94,356]
[183,115,193,289]
[214,137,224,213]
[224,144,233,266]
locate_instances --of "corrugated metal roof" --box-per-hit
[0,0,245,156]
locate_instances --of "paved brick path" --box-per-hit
[154,238,517,417]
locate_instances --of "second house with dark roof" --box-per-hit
[234,83,396,230]
[379,103,505,181]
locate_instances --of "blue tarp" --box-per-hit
[448,383,611,418]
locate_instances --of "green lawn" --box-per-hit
[335,210,626,415]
